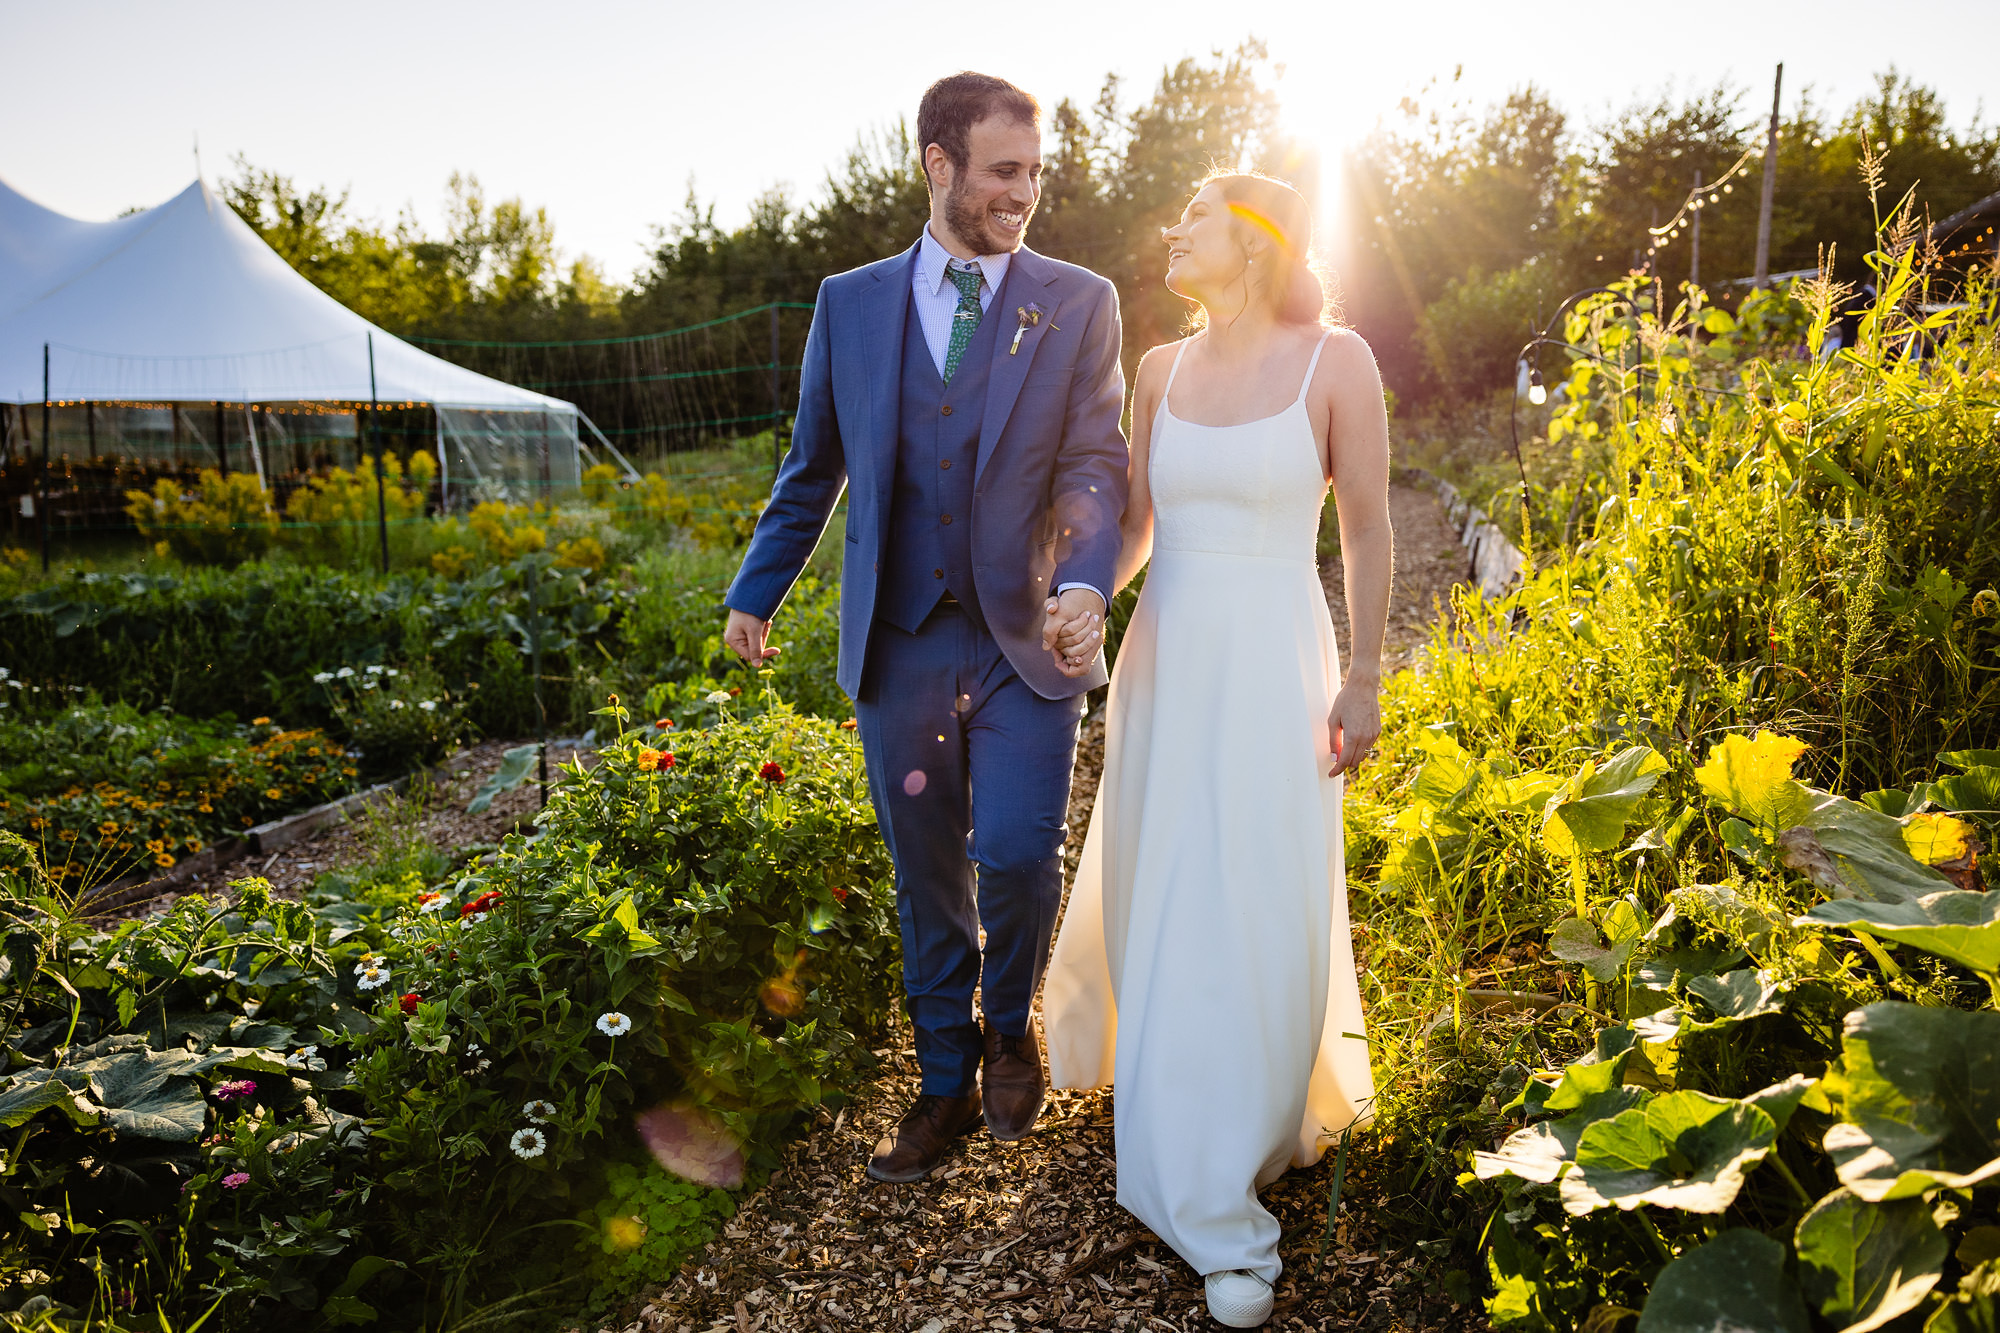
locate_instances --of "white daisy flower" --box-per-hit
[418,700,437,712]
[596,1012,633,1038]
[356,964,392,991]
[312,672,334,684]
[366,665,385,675]
[523,1099,556,1123]
[509,1127,547,1159]
[385,668,400,677]
[286,1046,326,1072]
[418,896,447,914]
[472,1058,492,1074]
[336,667,356,679]
[705,690,732,704]
[466,1042,483,1056]
[388,699,405,710]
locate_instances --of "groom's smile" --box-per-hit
[929,114,1043,258]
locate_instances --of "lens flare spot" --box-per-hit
[604,1214,647,1250]
[903,769,928,797]
[634,1099,745,1189]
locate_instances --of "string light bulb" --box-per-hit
[1527,367,1547,406]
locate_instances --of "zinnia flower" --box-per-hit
[759,762,786,785]
[596,1012,633,1038]
[222,1171,251,1189]
[654,718,674,730]
[251,716,271,726]
[286,1046,326,1072]
[399,993,421,1015]
[212,1079,257,1102]
[336,667,356,679]
[523,1099,557,1123]
[509,1127,547,1159]
[418,893,446,914]
[356,962,392,991]
[418,700,437,712]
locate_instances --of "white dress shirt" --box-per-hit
[909,224,1105,617]
[912,223,1011,377]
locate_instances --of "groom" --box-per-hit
[723,72,1128,1181]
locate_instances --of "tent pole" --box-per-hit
[368,333,387,574]
[244,404,267,493]
[434,411,448,514]
[39,345,50,573]
[213,400,227,474]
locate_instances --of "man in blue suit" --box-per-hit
[724,71,1128,1182]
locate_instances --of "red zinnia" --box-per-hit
[661,753,676,769]
[759,762,786,785]
[831,884,849,904]
[400,992,421,1015]
[655,718,674,730]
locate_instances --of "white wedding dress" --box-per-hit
[1043,331,1374,1285]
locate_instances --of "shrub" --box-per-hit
[336,684,898,1320]
[311,661,470,776]
[0,701,357,886]
[124,469,279,567]
[282,451,436,570]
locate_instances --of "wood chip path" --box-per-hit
[597,483,1485,1333]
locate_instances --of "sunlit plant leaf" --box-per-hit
[1817,1002,2000,1201]
[1541,746,1669,859]
[1559,1090,1777,1215]
[1635,1229,1810,1333]
[1800,890,2000,977]
[1695,731,1815,832]
[1793,1188,1948,1333]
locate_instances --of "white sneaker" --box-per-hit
[1204,1269,1274,1327]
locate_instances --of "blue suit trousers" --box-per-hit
[856,604,1086,1096]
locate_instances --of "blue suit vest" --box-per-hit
[875,279,1004,632]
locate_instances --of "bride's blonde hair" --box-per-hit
[1188,169,1340,330]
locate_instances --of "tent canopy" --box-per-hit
[0,177,573,415]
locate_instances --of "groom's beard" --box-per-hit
[945,179,1031,255]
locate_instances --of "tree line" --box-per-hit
[224,49,1999,418]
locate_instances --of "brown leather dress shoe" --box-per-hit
[865,1090,983,1183]
[981,1021,1046,1141]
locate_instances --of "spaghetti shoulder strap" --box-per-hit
[1294,330,1333,404]
[1162,337,1193,395]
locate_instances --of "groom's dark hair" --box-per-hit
[918,73,1040,181]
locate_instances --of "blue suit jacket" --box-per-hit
[726,241,1130,701]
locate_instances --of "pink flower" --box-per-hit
[222,1172,250,1189]
[212,1079,257,1102]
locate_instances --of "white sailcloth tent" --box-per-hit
[0,176,589,502]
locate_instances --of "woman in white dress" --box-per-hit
[1040,171,1392,1328]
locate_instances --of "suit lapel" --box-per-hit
[859,244,918,528]
[975,246,1063,486]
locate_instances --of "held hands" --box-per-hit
[1042,588,1106,678]
[1326,672,1382,778]
[723,608,780,667]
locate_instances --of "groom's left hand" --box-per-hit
[1043,587,1105,677]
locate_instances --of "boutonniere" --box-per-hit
[1009,303,1046,356]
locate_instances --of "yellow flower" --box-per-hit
[197,803,213,814]
[153,852,176,868]
[145,838,166,854]
[264,788,283,800]
[57,830,77,843]
[252,717,272,726]
[97,821,119,837]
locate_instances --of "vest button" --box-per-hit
[940,405,953,416]
[933,568,943,579]
[940,514,953,525]
[940,459,952,470]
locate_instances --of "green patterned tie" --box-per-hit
[942,263,985,383]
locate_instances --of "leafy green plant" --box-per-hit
[332,681,898,1322]
[125,470,279,568]
[311,662,468,776]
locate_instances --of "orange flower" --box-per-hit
[153,853,176,868]
[251,716,272,726]
[264,788,283,800]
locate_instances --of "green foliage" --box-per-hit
[125,469,280,567]
[0,558,631,755]
[312,661,469,776]
[336,684,899,1321]
[574,1160,740,1316]
[279,451,436,572]
[0,699,357,887]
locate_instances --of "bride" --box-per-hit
[1039,170,1391,1328]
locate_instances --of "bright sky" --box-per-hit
[4,0,1995,283]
